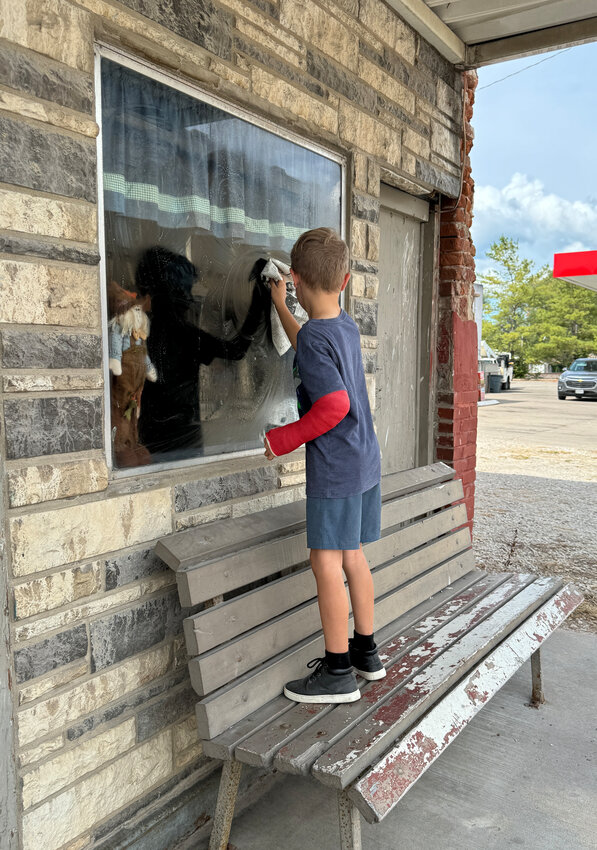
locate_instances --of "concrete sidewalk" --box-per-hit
[197,628,596,850]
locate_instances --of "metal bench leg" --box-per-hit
[530,648,545,708]
[338,791,362,850]
[209,760,242,850]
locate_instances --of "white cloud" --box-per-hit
[471,173,597,270]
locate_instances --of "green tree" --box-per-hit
[480,236,597,374]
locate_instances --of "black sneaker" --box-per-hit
[284,658,361,704]
[349,639,386,681]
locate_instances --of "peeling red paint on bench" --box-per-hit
[311,578,566,788]
[349,584,584,824]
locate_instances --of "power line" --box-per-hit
[477,47,574,91]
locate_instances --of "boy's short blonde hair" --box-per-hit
[291,227,349,293]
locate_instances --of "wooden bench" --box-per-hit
[156,463,582,850]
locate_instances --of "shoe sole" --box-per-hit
[353,666,386,681]
[283,686,361,704]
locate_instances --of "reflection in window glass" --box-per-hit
[100,58,342,468]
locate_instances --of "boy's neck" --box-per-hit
[305,290,342,320]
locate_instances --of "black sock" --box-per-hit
[325,650,351,671]
[352,630,375,651]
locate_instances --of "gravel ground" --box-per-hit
[473,381,596,632]
[474,473,597,631]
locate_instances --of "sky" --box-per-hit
[470,40,597,278]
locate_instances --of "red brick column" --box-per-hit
[436,71,478,532]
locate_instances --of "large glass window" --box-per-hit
[99,56,342,469]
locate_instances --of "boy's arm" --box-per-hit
[270,277,301,351]
[265,389,350,456]
[265,330,350,457]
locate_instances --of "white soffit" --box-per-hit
[387,1,597,66]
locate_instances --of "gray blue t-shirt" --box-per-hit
[295,310,381,498]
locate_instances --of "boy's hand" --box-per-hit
[263,437,276,460]
[269,276,288,311]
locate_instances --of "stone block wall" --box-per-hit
[0,2,465,848]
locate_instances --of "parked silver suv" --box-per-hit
[558,358,597,400]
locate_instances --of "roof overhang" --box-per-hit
[553,250,597,293]
[386,1,597,67]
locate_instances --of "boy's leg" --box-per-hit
[283,548,360,704]
[342,546,374,635]
[310,548,349,653]
[343,546,386,681]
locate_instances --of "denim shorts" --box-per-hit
[306,482,382,550]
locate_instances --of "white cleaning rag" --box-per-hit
[261,258,308,355]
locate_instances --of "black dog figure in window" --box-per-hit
[136,246,269,457]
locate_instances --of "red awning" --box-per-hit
[553,251,597,293]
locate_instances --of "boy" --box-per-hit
[264,227,385,704]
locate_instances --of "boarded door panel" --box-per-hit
[378,191,426,474]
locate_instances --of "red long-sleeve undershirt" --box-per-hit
[265,390,350,457]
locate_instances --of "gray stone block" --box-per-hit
[234,36,327,99]
[89,591,183,673]
[0,114,96,202]
[359,41,409,87]
[416,38,456,86]
[13,624,88,683]
[376,95,429,137]
[251,0,278,17]
[0,233,100,265]
[362,350,376,374]
[306,50,376,112]
[352,192,380,223]
[136,683,196,742]
[409,66,437,105]
[174,466,277,513]
[4,396,103,460]
[67,668,187,741]
[352,299,378,336]
[118,0,233,60]
[0,42,94,113]
[0,330,102,369]
[415,157,461,198]
[105,548,169,590]
[91,763,222,849]
[351,258,378,276]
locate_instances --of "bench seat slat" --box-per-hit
[311,576,564,790]
[349,583,584,824]
[177,480,464,608]
[206,570,487,762]
[233,570,502,767]
[189,528,472,695]
[194,551,475,739]
[271,572,534,776]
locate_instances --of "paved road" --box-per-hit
[474,379,596,631]
[477,379,596,481]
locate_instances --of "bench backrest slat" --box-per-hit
[158,462,455,573]
[184,507,469,657]
[177,477,464,607]
[189,522,471,696]
[189,532,470,696]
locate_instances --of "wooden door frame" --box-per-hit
[379,185,439,469]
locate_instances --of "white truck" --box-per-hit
[479,342,513,392]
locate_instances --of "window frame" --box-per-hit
[94,43,347,477]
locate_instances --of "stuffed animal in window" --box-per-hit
[108,281,157,468]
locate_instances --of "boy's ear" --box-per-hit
[340,272,350,292]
